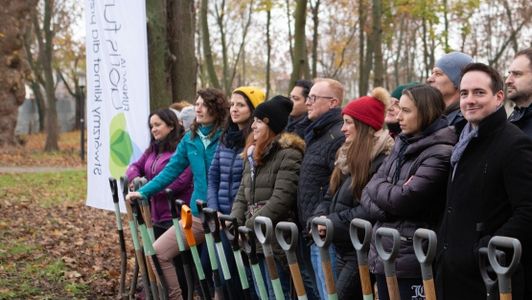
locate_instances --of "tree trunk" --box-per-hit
[200,0,221,89]
[147,0,172,110]
[285,0,294,63]
[42,0,58,151]
[372,0,383,87]
[0,0,36,146]
[289,0,309,91]
[310,0,320,79]
[168,0,197,103]
[358,0,366,96]
[266,8,271,99]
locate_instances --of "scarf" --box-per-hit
[450,122,478,168]
[197,124,214,149]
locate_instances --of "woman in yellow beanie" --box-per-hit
[207,86,265,298]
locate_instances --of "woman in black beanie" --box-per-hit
[230,95,305,299]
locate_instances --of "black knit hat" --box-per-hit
[254,95,293,134]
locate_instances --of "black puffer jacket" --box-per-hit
[296,108,344,229]
[312,153,387,254]
[360,118,457,278]
[508,103,532,139]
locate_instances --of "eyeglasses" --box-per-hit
[305,95,335,104]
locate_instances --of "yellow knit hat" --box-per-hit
[232,86,266,109]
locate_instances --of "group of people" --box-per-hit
[124,48,532,300]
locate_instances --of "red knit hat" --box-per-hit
[342,87,391,131]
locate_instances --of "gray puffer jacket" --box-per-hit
[360,118,457,278]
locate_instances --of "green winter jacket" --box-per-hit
[231,132,305,234]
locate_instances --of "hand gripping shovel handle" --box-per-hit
[311,217,337,300]
[275,222,307,300]
[254,216,285,300]
[349,218,373,300]
[413,228,437,300]
[488,236,522,300]
[182,204,211,300]
[479,247,504,300]
[375,227,400,300]
[109,177,127,300]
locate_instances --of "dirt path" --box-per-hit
[0,166,85,173]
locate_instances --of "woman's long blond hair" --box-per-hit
[329,119,376,199]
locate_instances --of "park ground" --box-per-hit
[0,131,132,299]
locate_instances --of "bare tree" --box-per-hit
[0,0,38,146]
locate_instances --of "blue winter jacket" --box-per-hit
[207,143,244,214]
[139,127,222,216]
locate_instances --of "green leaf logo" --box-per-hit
[109,113,133,178]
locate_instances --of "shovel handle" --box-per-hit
[349,218,373,299]
[132,177,148,191]
[196,200,211,233]
[311,217,334,248]
[219,214,239,248]
[375,227,400,300]
[275,221,299,252]
[375,227,400,263]
[488,236,522,295]
[254,216,273,245]
[479,247,502,300]
[204,208,222,241]
[166,189,179,219]
[109,177,119,202]
[239,226,258,262]
[119,176,129,195]
[181,205,196,246]
[350,218,372,253]
[413,229,437,300]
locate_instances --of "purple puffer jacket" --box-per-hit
[126,144,193,223]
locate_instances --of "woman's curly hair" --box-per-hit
[190,88,229,138]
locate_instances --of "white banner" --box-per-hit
[85,0,150,211]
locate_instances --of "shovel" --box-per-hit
[239,226,268,300]
[311,217,337,300]
[136,192,168,299]
[487,236,522,300]
[121,176,147,300]
[109,177,128,300]
[349,218,374,300]
[374,227,400,300]
[219,214,252,300]
[254,216,286,300]
[413,228,437,300]
[275,221,307,300]
[196,201,225,300]
[181,204,211,300]
[167,192,195,300]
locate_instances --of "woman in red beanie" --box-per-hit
[311,87,395,299]
[360,84,457,300]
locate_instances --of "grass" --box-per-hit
[0,170,86,207]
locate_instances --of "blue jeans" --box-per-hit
[310,243,337,300]
[296,234,321,300]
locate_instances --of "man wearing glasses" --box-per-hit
[506,47,532,138]
[296,78,345,300]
